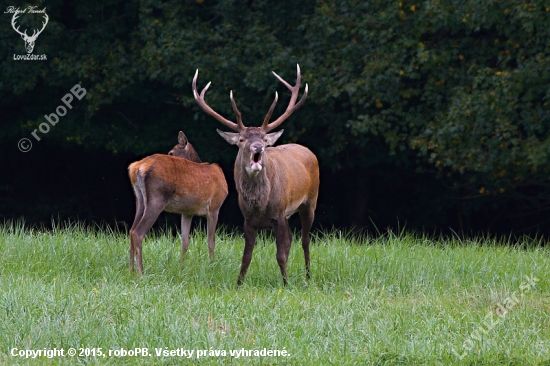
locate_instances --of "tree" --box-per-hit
[302,0,550,229]
[2,0,550,232]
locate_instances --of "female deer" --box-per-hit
[128,131,228,274]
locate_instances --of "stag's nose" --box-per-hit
[251,143,264,154]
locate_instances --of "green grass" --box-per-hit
[0,221,549,365]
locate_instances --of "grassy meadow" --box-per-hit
[0,221,549,365]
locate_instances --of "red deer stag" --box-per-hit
[128,131,228,274]
[192,65,319,285]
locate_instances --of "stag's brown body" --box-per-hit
[235,143,319,227]
[128,132,228,274]
[193,65,319,285]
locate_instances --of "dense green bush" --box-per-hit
[2,0,550,231]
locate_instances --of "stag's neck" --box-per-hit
[234,154,272,216]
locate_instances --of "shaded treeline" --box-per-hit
[1,141,547,236]
[1,0,550,236]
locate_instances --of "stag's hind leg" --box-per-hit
[299,203,315,280]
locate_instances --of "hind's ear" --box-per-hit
[178,131,188,147]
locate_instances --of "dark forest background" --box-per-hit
[1,0,550,236]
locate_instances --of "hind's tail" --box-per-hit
[128,162,140,185]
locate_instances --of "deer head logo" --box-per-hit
[11,11,48,54]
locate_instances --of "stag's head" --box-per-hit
[11,12,49,54]
[192,65,308,177]
[168,131,202,163]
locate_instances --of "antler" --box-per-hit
[192,70,244,132]
[261,64,308,132]
[11,13,27,37]
[32,13,49,40]
[11,12,48,40]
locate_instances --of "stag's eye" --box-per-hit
[239,138,244,142]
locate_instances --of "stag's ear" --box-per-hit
[216,129,240,145]
[264,129,284,146]
[178,131,188,147]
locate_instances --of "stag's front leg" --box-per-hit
[274,217,292,286]
[237,219,257,286]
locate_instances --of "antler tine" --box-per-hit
[38,13,49,34]
[263,64,308,132]
[272,64,301,106]
[11,13,26,36]
[230,91,245,130]
[192,69,242,132]
[261,92,279,129]
[199,81,211,99]
[272,72,293,90]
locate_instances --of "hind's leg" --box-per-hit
[206,209,220,260]
[131,197,166,274]
[129,187,145,272]
[181,215,193,261]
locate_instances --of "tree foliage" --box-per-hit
[2,0,550,231]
